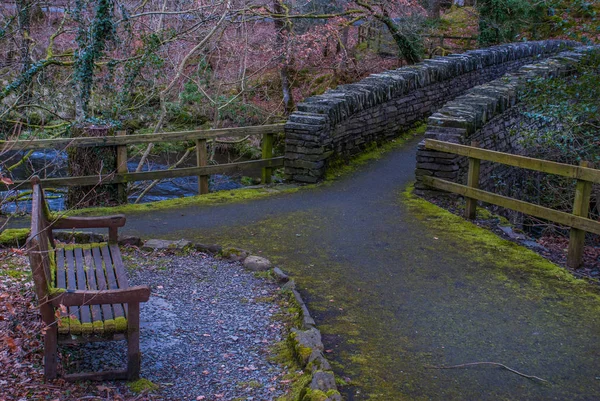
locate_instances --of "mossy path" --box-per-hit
[73,136,600,399]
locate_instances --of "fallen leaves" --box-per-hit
[0,251,155,401]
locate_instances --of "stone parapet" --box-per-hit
[414,45,598,196]
[285,40,581,182]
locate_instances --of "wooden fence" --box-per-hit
[422,139,600,269]
[0,124,285,195]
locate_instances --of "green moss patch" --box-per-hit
[55,185,305,218]
[0,228,30,248]
[127,378,159,393]
[57,242,107,251]
[402,185,593,291]
[57,315,127,335]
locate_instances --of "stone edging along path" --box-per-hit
[56,229,341,401]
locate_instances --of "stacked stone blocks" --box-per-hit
[414,46,598,197]
[285,40,580,182]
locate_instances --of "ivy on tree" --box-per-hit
[72,0,116,122]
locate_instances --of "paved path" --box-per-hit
[103,137,600,399]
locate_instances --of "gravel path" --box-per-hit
[63,250,291,400]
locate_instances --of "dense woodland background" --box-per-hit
[0,1,597,137]
[0,0,598,205]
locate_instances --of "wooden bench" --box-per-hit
[26,176,150,381]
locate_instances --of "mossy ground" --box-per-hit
[127,378,159,393]
[402,186,594,293]
[56,185,306,217]
[0,252,31,280]
[0,228,30,248]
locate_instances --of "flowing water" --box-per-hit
[1,149,257,213]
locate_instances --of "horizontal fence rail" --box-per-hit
[4,124,285,196]
[427,140,600,184]
[423,139,600,269]
[0,124,285,151]
[12,158,284,188]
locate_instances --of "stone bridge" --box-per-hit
[283,40,580,183]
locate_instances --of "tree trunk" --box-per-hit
[378,15,421,64]
[273,0,295,115]
[67,125,126,209]
[16,0,31,102]
[429,0,441,19]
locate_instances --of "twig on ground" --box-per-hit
[425,362,549,383]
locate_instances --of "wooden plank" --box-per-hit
[0,124,285,151]
[126,302,141,380]
[64,369,128,382]
[465,141,480,220]
[109,244,129,290]
[422,176,600,235]
[64,249,81,324]
[51,286,150,307]
[91,247,114,322]
[116,130,128,203]
[110,242,129,315]
[100,245,125,318]
[13,157,285,188]
[567,161,593,269]
[58,333,126,344]
[83,248,103,333]
[44,326,58,380]
[73,248,92,331]
[55,248,66,289]
[53,215,126,229]
[55,248,69,334]
[196,138,209,195]
[262,133,274,185]
[425,139,600,184]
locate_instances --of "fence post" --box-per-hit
[196,138,209,195]
[262,133,273,185]
[116,130,128,204]
[567,161,593,269]
[465,141,480,220]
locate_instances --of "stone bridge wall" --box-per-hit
[414,46,597,197]
[284,40,580,183]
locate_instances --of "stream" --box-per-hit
[1,149,257,213]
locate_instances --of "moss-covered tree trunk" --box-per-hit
[66,124,126,209]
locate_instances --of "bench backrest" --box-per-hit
[27,178,57,324]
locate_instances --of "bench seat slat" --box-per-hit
[74,248,93,335]
[55,248,70,335]
[110,244,129,316]
[54,245,130,335]
[64,249,82,331]
[110,244,129,290]
[91,246,116,331]
[101,244,126,319]
[83,248,104,334]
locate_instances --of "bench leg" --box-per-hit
[44,325,58,380]
[127,302,141,381]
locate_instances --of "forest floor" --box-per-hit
[0,247,294,401]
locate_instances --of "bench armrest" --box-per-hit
[50,285,150,307]
[52,215,126,229]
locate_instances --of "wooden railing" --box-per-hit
[0,124,285,195]
[422,139,600,269]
